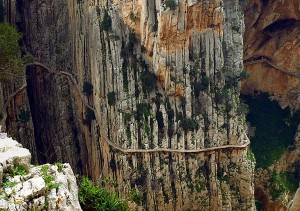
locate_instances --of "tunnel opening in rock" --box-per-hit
[264,19,297,32]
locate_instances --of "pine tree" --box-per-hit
[0,23,25,82]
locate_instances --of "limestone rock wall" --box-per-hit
[242,1,300,210]
[0,0,37,164]
[0,133,81,211]
[2,0,255,210]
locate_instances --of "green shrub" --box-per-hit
[107,91,116,106]
[54,162,63,173]
[193,75,210,97]
[225,75,239,89]
[130,188,142,205]
[40,165,59,190]
[180,118,199,132]
[237,102,249,115]
[10,166,28,176]
[129,11,136,22]
[141,70,157,93]
[122,68,129,92]
[83,108,96,125]
[240,69,250,81]
[127,32,137,53]
[165,0,177,10]
[268,170,298,200]
[126,126,131,140]
[215,88,230,104]
[136,103,151,121]
[101,10,112,31]
[0,23,25,82]
[79,176,129,211]
[247,148,255,163]
[3,180,18,188]
[83,81,93,96]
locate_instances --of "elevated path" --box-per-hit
[1,62,250,154]
[244,57,300,78]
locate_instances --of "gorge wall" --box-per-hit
[243,0,300,109]
[1,0,255,210]
[242,0,300,210]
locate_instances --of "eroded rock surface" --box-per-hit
[0,133,81,211]
[2,0,255,210]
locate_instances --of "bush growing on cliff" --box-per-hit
[83,108,96,125]
[180,118,199,132]
[141,70,157,93]
[242,93,300,169]
[193,75,210,97]
[101,10,112,31]
[10,166,28,176]
[79,176,129,211]
[136,103,151,121]
[0,23,25,82]
[165,0,177,10]
[107,91,116,106]
[83,81,93,96]
[269,170,299,200]
[240,69,250,81]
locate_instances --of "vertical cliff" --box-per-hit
[243,0,300,109]
[242,0,300,210]
[1,0,255,210]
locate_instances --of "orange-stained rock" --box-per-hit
[243,0,300,109]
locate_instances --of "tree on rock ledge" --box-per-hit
[0,23,25,82]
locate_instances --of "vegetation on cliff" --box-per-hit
[0,23,25,82]
[79,176,129,211]
[242,93,300,169]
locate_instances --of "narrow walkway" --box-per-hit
[244,57,300,78]
[1,62,250,154]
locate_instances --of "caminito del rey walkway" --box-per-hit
[244,56,300,78]
[1,62,251,154]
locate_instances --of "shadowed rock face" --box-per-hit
[243,0,300,109]
[1,0,256,210]
[243,1,300,210]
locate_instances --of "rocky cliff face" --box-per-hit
[0,132,81,210]
[242,0,300,210]
[1,0,255,210]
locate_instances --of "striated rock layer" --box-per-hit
[243,1,300,210]
[2,0,255,210]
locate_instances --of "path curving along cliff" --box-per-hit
[244,57,300,78]
[2,62,250,154]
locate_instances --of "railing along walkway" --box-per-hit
[1,62,250,154]
[244,57,300,78]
